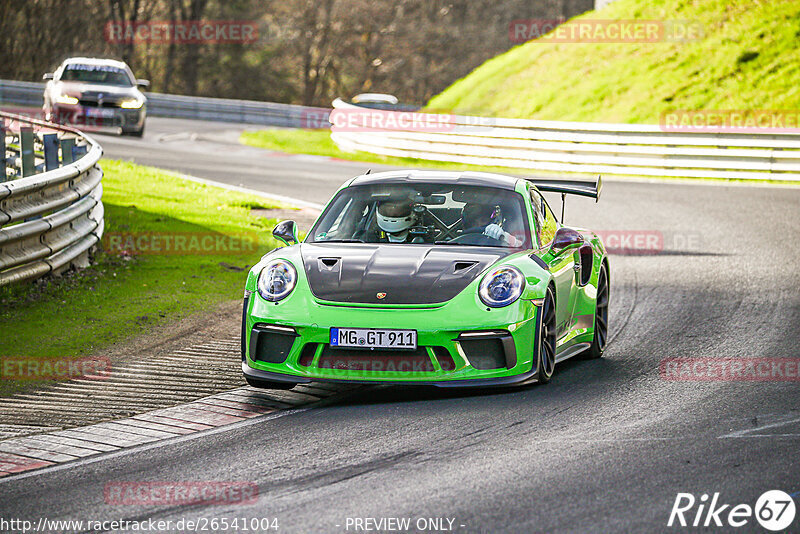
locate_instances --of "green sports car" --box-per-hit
[241,170,608,388]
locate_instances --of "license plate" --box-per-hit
[86,107,115,118]
[330,328,417,350]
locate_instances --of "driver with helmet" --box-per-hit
[460,203,523,247]
[376,198,417,243]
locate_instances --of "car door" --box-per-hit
[530,189,578,343]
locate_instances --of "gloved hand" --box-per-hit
[484,224,522,247]
[483,223,505,241]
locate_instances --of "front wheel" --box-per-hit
[536,285,557,384]
[584,263,609,359]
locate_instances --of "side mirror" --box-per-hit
[43,73,54,80]
[550,227,584,255]
[273,220,298,247]
[136,79,150,89]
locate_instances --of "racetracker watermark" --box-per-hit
[103,232,258,256]
[660,110,800,133]
[660,358,800,382]
[595,230,702,255]
[104,481,259,506]
[596,230,663,255]
[1,356,111,381]
[327,108,456,132]
[509,18,704,43]
[3,108,113,133]
[668,490,796,530]
[315,357,450,375]
[104,20,258,45]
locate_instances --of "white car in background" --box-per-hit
[43,57,149,137]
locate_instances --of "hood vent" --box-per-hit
[453,261,479,274]
[318,257,340,270]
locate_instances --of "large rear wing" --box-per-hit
[527,175,602,202]
[526,176,602,222]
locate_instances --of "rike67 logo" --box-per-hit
[668,490,796,531]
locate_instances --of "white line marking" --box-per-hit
[719,415,800,438]
[721,434,800,438]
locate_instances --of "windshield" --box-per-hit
[309,183,531,248]
[60,64,133,86]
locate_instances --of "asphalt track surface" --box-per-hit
[1,118,799,532]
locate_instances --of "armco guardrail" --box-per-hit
[330,98,800,181]
[0,79,330,128]
[0,111,104,286]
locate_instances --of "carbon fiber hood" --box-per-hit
[301,243,510,305]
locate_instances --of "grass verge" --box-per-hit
[428,0,800,122]
[0,159,285,396]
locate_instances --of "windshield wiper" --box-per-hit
[317,239,365,243]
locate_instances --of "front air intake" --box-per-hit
[249,324,298,364]
[457,331,517,369]
[460,338,507,370]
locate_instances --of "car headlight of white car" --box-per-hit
[120,97,144,109]
[55,94,79,105]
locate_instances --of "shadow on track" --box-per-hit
[315,355,623,409]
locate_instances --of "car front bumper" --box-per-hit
[242,291,542,386]
[52,104,145,131]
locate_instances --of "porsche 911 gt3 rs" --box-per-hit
[242,170,608,388]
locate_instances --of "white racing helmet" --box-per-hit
[377,199,415,238]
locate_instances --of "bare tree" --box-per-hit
[1,0,590,106]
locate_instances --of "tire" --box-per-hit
[536,285,557,384]
[245,376,296,390]
[584,263,609,359]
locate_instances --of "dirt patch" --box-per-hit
[97,299,242,366]
[0,300,246,435]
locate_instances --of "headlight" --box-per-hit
[55,94,79,105]
[257,260,297,302]
[120,98,144,109]
[478,266,525,308]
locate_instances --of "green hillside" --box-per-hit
[427,0,800,123]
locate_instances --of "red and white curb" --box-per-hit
[0,382,354,478]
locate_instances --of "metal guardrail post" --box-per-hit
[43,133,59,170]
[0,122,5,182]
[72,144,87,161]
[60,137,75,164]
[0,110,105,286]
[20,127,35,177]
